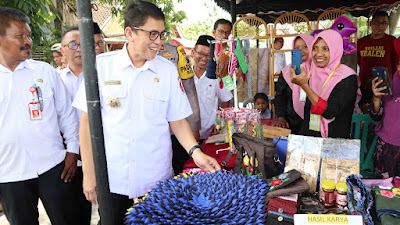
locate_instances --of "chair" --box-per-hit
[232,16,269,39]
[351,114,379,178]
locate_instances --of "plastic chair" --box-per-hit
[351,114,379,178]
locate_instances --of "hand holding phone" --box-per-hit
[291,49,302,75]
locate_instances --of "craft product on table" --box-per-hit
[319,138,360,185]
[320,180,336,208]
[335,182,348,207]
[284,134,323,192]
[125,171,269,224]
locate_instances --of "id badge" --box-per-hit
[28,102,42,120]
[299,88,307,102]
[309,113,321,132]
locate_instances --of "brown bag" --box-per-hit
[231,133,281,179]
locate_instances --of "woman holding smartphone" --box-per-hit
[290,30,360,138]
[274,34,314,134]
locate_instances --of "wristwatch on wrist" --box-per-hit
[188,145,203,158]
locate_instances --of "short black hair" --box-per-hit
[254,93,269,103]
[372,10,389,20]
[124,1,165,30]
[274,37,284,44]
[0,7,30,36]
[213,18,232,30]
[93,22,101,35]
[61,27,79,45]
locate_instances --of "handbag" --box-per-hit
[231,133,281,179]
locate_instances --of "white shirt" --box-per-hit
[193,69,233,139]
[0,60,79,183]
[274,52,287,74]
[60,66,84,119]
[72,43,192,198]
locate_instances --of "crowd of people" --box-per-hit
[0,1,399,225]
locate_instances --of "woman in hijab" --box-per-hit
[274,34,314,134]
[290,30,360,138]
[370,48,400,178]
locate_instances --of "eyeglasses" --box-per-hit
[64,42,80,50]
[217,29,231,36]
[194,49,209,59]
[373,21,389,26]
[131,27,170,41]
[95,40,105,47]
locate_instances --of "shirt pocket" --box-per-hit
[101,84,128,111]
[144,82,168,119]
[35,84,54,118]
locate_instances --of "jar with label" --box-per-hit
[336,182,348,207]
[320,180,336,208]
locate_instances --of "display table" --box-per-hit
[183,118,282,170]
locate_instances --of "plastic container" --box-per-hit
[336,182,348,207]
[321,180,336,207]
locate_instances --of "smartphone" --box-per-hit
[372,66,393,95]
[291,49,302,75]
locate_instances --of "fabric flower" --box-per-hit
[125,171,269,225]
[380,190,396,198]
[392,188,400,195]
[278,173,289,180]
[271,179,283,186]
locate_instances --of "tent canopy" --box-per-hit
[214,0,400,23]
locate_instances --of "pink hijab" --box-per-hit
[309,30,360,137]
[281,34,314,119]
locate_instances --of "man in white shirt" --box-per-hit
[0,7,80,225]
[59,27,91,225]
[72,1,220,224]
[192,35,233,140]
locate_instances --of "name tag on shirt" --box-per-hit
[309,113,321,132]
[29,102,42,120]
[104,80,122,85]
[299,88,307,102]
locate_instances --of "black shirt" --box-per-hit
[299,75,358,138]
[274,73,303,134]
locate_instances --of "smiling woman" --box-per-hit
[289,30,360,138]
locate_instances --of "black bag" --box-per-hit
[231,133,281,179]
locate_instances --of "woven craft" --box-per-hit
[125,171,269,224]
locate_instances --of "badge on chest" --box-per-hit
[28,85,43,120]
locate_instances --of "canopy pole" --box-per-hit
[231,0,236,24]
[76,0,113,224]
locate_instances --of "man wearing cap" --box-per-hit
[193,35,233,141]
[0,7,80,225]
[72,2,221,224]
[51,43,63,71]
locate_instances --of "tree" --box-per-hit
[98,0,187,31]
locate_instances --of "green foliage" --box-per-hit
[180,2,230,41]
[98,0,187,31]
[0,0,55,52]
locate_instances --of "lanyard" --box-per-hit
[307,69,312,79]
[318,64,340,96]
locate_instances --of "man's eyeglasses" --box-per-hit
[217,29,231,36]
[194,49,209,59]
[64,42,80,50]
[95,40,105,47]
[131,27,170,41]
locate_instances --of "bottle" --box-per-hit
[321,180,336,208]
[336,182,348,207]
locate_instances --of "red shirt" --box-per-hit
[357,34,399,89]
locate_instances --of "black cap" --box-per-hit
[93,22,101,34]
[196,35,215,47]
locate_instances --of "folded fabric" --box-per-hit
[346,174,374,225]
[268,197,298,216]
[372,186,400,225]
[266,210,294,225]
[266,177,309,201]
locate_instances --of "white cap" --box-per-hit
[51,43,62,53]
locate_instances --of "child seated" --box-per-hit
[254,93,272,119]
